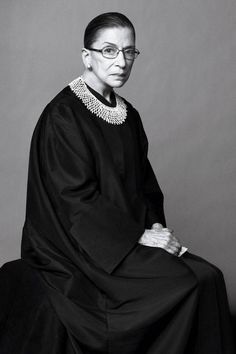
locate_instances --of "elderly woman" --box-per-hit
[0,12,235,354]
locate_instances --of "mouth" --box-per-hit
[111,73,127,77]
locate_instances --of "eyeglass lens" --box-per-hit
[102,46,139,59]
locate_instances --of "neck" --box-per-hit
[82,71,113,103]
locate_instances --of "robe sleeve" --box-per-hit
[135,109,167,228]
[41,103,145,274]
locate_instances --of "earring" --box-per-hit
[87,63,92,70]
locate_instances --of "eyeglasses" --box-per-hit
[86,46,140,60]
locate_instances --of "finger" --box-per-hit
[143,238,164,247]
[162,228,173,233]
[151,231,172,237]
[168,240,182,251]
[163,246,175,255]
[166,246,180,255]
[149,232,172,240]
[151,223,163,230]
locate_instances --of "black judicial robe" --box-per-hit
[0,83,235,354]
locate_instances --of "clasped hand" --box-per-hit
[138,223,182,256]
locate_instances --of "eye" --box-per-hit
[124,49,135,55]
[103,46,117,55]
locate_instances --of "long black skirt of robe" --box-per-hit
[0,83,235,353]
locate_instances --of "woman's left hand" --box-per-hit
[138,224,182,256]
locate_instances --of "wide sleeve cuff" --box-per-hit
[70,203,145,274]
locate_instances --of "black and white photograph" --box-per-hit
[0,1,236,353]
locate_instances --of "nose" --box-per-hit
[115,50,126,68]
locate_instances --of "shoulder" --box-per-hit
[117,94,137,113]
[119,95,147,137]
[116,93,144,126]
[29,85,90,151]
[44,85,82,119]
[29,87,93,162]
[36,85,87,132]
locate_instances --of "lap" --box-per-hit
[181,251,224,284]
[112,245,226,302]
[115,244,223,283]
[106,245,225,312]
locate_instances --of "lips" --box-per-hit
[111,73,126,77]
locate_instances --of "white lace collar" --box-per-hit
[69,76,127,125]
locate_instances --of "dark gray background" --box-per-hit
[1,0,236,312]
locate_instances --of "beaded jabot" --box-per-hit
[69,76,127,125]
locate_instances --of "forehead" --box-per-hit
[94,27,135,46]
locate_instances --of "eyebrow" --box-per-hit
[102,41,135,49]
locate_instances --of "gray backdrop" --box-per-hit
[1,0,236,311]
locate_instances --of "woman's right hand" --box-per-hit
[138,223,182,256]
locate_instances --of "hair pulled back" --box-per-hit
[84,12,135,48]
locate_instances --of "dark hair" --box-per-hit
[84,12,136,48]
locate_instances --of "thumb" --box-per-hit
[151,223,163,231]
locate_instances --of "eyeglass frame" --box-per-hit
[85,46,140,60]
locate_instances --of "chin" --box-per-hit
[111,81,126,88]
[108,77,129,89]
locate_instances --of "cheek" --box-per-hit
[94,60,113,74]
[104,61,115,71]
[127,61,134,70]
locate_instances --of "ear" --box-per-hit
[81,48,91,67]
